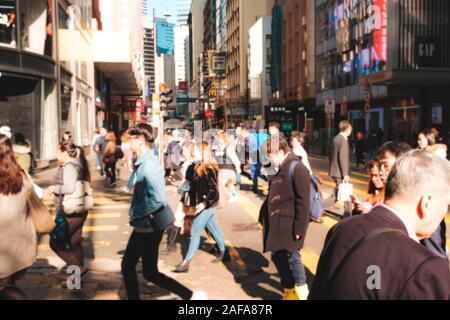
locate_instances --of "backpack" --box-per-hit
[115,146,124,160]
[62,163,94,214]
[288,160,323,221]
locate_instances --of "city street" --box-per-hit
[19,155,450,300]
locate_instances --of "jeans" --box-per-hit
[321,177,352,216]
[250,162,267,191]
[121,230,193,300]
[271,250,307,289]
[185,207,226,262]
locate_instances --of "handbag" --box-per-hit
[148,205,175,231]
[25,179,56,236]
[63,180,94,214]
[49,211,71,251]
[337,183,353,202]
[182,215,194,235]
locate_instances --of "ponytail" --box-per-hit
[77,146,91,182]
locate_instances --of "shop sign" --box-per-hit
[416,37,440,68]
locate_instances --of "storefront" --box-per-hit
[0,0,58,160]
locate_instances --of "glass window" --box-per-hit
[0,0,17,47]
[20,0,53,56]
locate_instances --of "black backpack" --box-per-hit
[115,146,124,160]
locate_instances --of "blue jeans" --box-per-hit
[250,162,267,190]
[185,207,226,262]
[271,250,307,288]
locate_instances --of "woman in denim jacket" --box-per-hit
[121,123,205,300]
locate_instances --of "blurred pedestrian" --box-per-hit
[175,142,226,273]
[322,121,353,217]
[45,140,92,285]
[310,150,450,300]
[290,131,312,175]
[102,131,118,187]
[121,123,204,300]
[0,129,37,300]
[93,127,108,175]
[417,128,440,150]
[63,131,72,142]
[353,131,367,170]
[259,138,311,300]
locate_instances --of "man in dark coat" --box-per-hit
[259,138,311,300]
[322,121,353,216]
[309,150,450,300]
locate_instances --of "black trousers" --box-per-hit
[121,230,193,300]
[105,162,116,183]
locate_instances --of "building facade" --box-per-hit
[315,0,450,149]
[225,0,274,123]
[177,0,192,26]
[248,16,272,119]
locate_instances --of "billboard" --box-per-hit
[209,51,226,76]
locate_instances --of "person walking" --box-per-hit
[121,123,204,300]
[102,131,118,187]
[0,129,37,300]
[45,140,92,284]
[309,150,450,300]
[249,121,269,194]
[93,127,108,175]
[322,121,353,217]
[174,142,227,273]
[290,131,313,175]
[259,138,311,300]
[353,131,367,170]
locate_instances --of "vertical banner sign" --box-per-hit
[373,0,387,64]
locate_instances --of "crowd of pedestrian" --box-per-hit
[0,118,449,301]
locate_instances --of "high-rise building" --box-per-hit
[155,18,175,56]
[154,17,176,95]
[248,16,272,119]
[177,0,192,25]
[225,0,274,121]
[143,17,156,100]
[142,0,151,17]
[215,0,227,52]
[266,0,315,132]
[174,25,190,84]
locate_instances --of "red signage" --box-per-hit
[178,81,188,92]
[136,100,144,113]
[205,110,213,119]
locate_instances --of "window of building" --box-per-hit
[0,0,17,47]
[20,0,53,56]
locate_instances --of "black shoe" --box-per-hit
[174,260,190,273]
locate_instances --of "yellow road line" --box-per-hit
[82,225,119,232]
[445,215,450,223]
[317,172,368,185]
[320,180,367,196]
[321,216,338,229]
[87,213,121,219]
[352,171,369,178]
[301,248,320,275]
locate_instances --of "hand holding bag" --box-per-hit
[26,184,56,236]
[337,183,353,202]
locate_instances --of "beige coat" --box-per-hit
[0,178,37,279]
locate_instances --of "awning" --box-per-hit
[0,72,39,97]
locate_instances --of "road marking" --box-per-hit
[87,213,121,219]
[321,216,338,229]
[320,179,367,196]
[301,248,321,275]
[445,215,450,223]
[351,171,369,178]
[317,171,368,185]
[82,225,119,232]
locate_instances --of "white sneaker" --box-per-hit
[191,291,208,300]
[295,284,309,300]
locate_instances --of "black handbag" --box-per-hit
[148,205,175,231]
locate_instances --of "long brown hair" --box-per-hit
[0,134,24,195]
[366,160,384,205]
[195,142,219,177]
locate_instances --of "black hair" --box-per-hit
[420,128,440,146]
[58,140,91,182]
[127,123,157,145]
[14,133,28,146]
[377,141,412,159]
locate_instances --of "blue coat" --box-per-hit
[129,151,166,230]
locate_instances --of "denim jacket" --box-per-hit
[129,151,166,229]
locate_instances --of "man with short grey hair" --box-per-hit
[310,150,450,300]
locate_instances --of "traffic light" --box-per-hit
[159,89,173,110]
